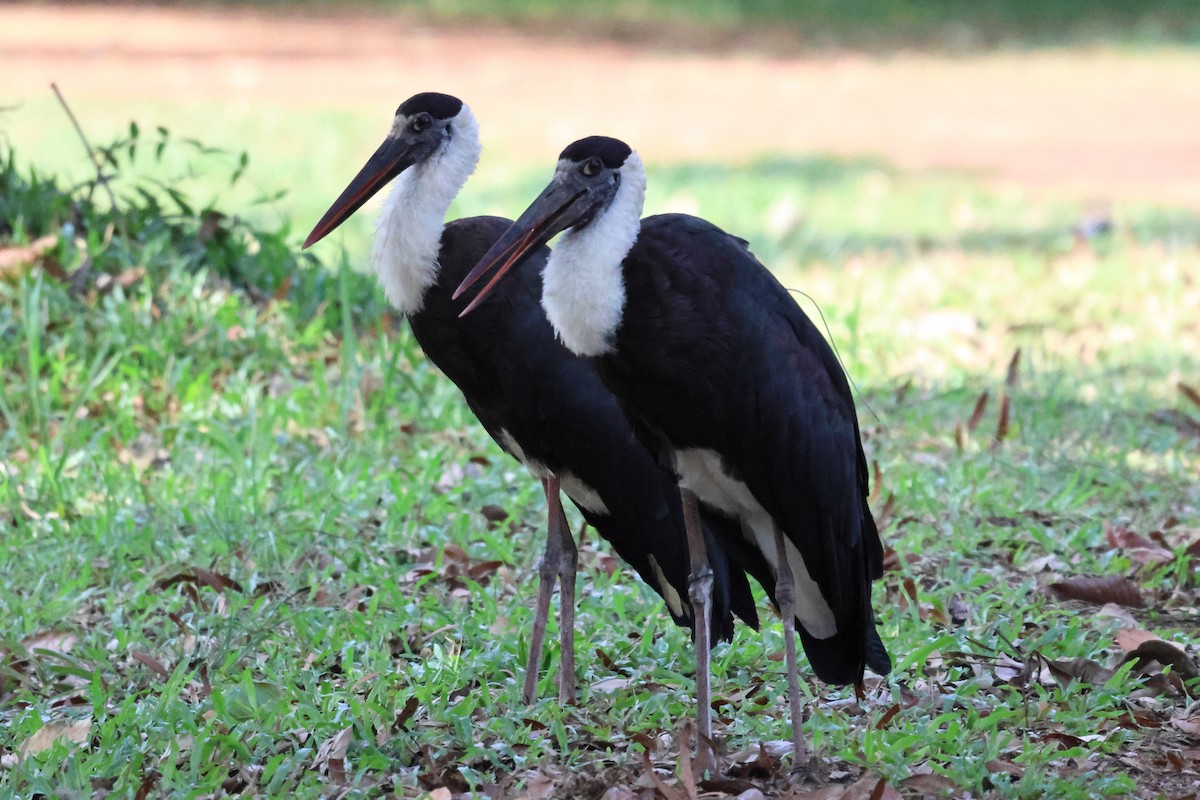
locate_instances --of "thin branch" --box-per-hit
[50,81,120,214]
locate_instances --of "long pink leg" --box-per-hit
[522,475,566,705]
[773,524,815,780]
[549,484,578,704]
[680,488,716,774]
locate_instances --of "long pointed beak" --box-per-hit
[302,136,416,250]
[453,182,585,316]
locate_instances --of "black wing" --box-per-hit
[605,213,888,682]
[407,215,768,641]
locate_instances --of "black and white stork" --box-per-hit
[303,98,774,706]
[456,135,891,771]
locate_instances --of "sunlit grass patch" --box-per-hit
[1,119,1199,798]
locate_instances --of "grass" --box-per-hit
[1,111,1198,799]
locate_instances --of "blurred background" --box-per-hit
[4,1,1199,251]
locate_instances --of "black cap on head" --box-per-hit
[560,136,632,169]
[396,92,464,120]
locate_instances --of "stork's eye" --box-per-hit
[581,157,603,178]
[410,113,432,132]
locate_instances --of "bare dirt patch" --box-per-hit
[3,4,1200,208]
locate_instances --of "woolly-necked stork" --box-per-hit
[455,135,890,770]
[302,98,774,705]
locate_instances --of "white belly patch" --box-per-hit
[498,429,550,480]
[559,473,610,515]
[498,430,609,515]
[671,447,837,639]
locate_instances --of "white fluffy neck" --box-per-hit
[542,151,646,356]
[371,106,481,314]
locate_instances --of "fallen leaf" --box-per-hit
[875,704,901,730]
[18,718,91,760]
[1115,628,1160,653]
[131,650,171,680]
[1105,522,1174,566]
[480,505,510,527]
[20,630,78,656]
[312,727,352,784]
[1173,715,1200,737]
[591,677,632,694]
[515,767,559,800]
[641,747,687,800]
[116,266,146,288]
[898,773,959,797]
[1047,575,1144,608]
[0,235,58,277]
[985,759,1024,779]
[1044,656,1116,687]
[1122,640,1200,684]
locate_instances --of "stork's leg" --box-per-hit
[680,488,716,774]
[522,475,564,705]
[550,484,578,704]
[773,524,816,780]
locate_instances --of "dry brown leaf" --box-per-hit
[641,747,686,800]
[18,718,91,760]
[592,677,633,694]
[131,650,171,680]
[1122,639,1200,683]
[1114,627,1160,653]
[875,704,901,730]
[1173,715,1200,737]
[0,235,59,277]
[897,773,960,797]
[116,266,146,288]
[396,696,419,730]
[985,759,1025,779]
[677,721,700,800]
[312,727,352,784]
[480,505,510,527]
[1044,656,1116,686]
[1046,575,1144,608]
[21,630,78,656]
[869,778,903,800]
[516,768,559,800]
[1105,522,1175,566]
[424,789,452,800]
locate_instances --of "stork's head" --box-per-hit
[453,136,644,313]
[303,92,478,249]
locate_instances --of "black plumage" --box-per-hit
[590,213,888,683]
[415,215,768,643]
[454,136,891,770]
[302,99,776,706]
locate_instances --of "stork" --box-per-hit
[303,98,775,706]
[455,135,890,773]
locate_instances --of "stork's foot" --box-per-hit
[690,732,720,780]
[787,747,821,786]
